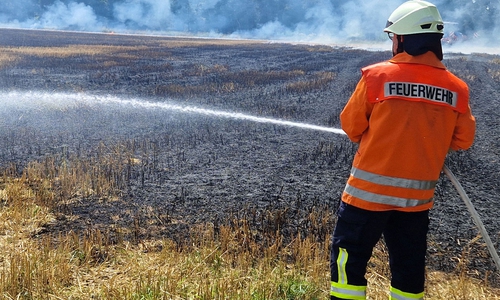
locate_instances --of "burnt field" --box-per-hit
[1,28,500,282]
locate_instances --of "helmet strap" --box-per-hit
[395,35,405,56]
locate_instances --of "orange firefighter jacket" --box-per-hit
[340,51,476,212]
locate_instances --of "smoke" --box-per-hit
[0,0,498,50]
[36,2,102,31]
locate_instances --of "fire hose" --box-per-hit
[37,92,499,271]
[443,165,500,271]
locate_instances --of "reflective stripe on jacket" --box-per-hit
[340,52,476,212]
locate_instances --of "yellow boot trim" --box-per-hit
[331,281,366,299]
[389,286,424,300]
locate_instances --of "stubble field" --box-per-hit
[1,28,500,295]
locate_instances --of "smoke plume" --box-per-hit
[0,1,498,48]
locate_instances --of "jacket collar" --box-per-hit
[389,51,446,69]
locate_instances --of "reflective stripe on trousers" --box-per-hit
[331,248,367,299]
[390,286,424,300]
[345,167,435,208]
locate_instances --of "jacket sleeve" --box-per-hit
[340,76,374,143]
[450,103,476,151]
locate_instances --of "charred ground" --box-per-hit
[1,28,499,283]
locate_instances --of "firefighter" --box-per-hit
[330,1,476,299]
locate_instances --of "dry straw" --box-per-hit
[1,156,500,299]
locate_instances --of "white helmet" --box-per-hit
[384,0,444,35]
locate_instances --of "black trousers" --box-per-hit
[330,201,429,299]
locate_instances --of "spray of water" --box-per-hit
[4,91,497,269]
[111,97,346,135]
[0,91,346,135]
